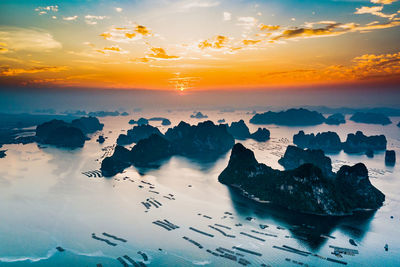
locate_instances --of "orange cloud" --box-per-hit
[199,35,228,49]
[259,24,280,31]
[1,66,67,76]
[147,47,179,60]
[99,24,152,43]
[242,39,261,45]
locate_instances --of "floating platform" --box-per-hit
[189,227,214,237]
[240,232,265,242]
[183,236,203,249]
[117,257,129,267]
[233,246,262,256]
[208,225,235,238]
[92,233,117,246]
[103,233,127,242]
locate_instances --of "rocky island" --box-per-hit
[36,120,86,148]
[117,124,162,145]
[250,128,270,142]
[278,145,334,177]
[218,143,385,216]
[36,117,103,148]
[227,120,270,142]
[101,121,234,176]
[293,130,387,154]
[325,113,345,125]
[249,108,325,126]
[293,131,342,152]
[190,112,208,119]
[129,118,149,125]
[342,131,387,153]
[385,150,396,165]
[0,146,6,158]
[350,112,391,125]
[148,117,171,126]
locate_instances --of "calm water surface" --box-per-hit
[0,111,399,266]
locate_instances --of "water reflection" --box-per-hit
[132,152,229,175]
[227,187,375,251]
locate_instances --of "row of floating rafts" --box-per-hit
[82,170,103,178]
[152,219,180,231]
[208,225,236,238]
[117,254,147,267]
[91,232,127,246]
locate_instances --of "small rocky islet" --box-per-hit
[227,120,270,142]
[325,113,346,125]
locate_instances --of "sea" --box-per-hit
[0,110,399,266]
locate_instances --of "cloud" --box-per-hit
[179,1,220,10]
[371,0,397,4]
[355,6,396,19]
[85,15,108,25]
[0,66,67,76]
[63,16,78,21]
[135,25,151,35]
[100,24,152,42]
[96,45,128,54]
[270,20,400,41]
[0,42,8,53]
[0,27,62,52]
[223,12,231,21]
[259,24,280,31]
[272,21,347,40]
[198,35,228,49]
[323,51,400,80]
[242,39,261,45]
[146,47,180,60]
[35,5,58,15]
[115,7,123,13]
[237,17,257,29]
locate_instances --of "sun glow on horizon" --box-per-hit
[0,0,399,90]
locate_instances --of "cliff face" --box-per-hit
[219,143,385,216]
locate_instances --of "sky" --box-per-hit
[0,0,400,91]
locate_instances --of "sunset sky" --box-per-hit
[0,0,400,91]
